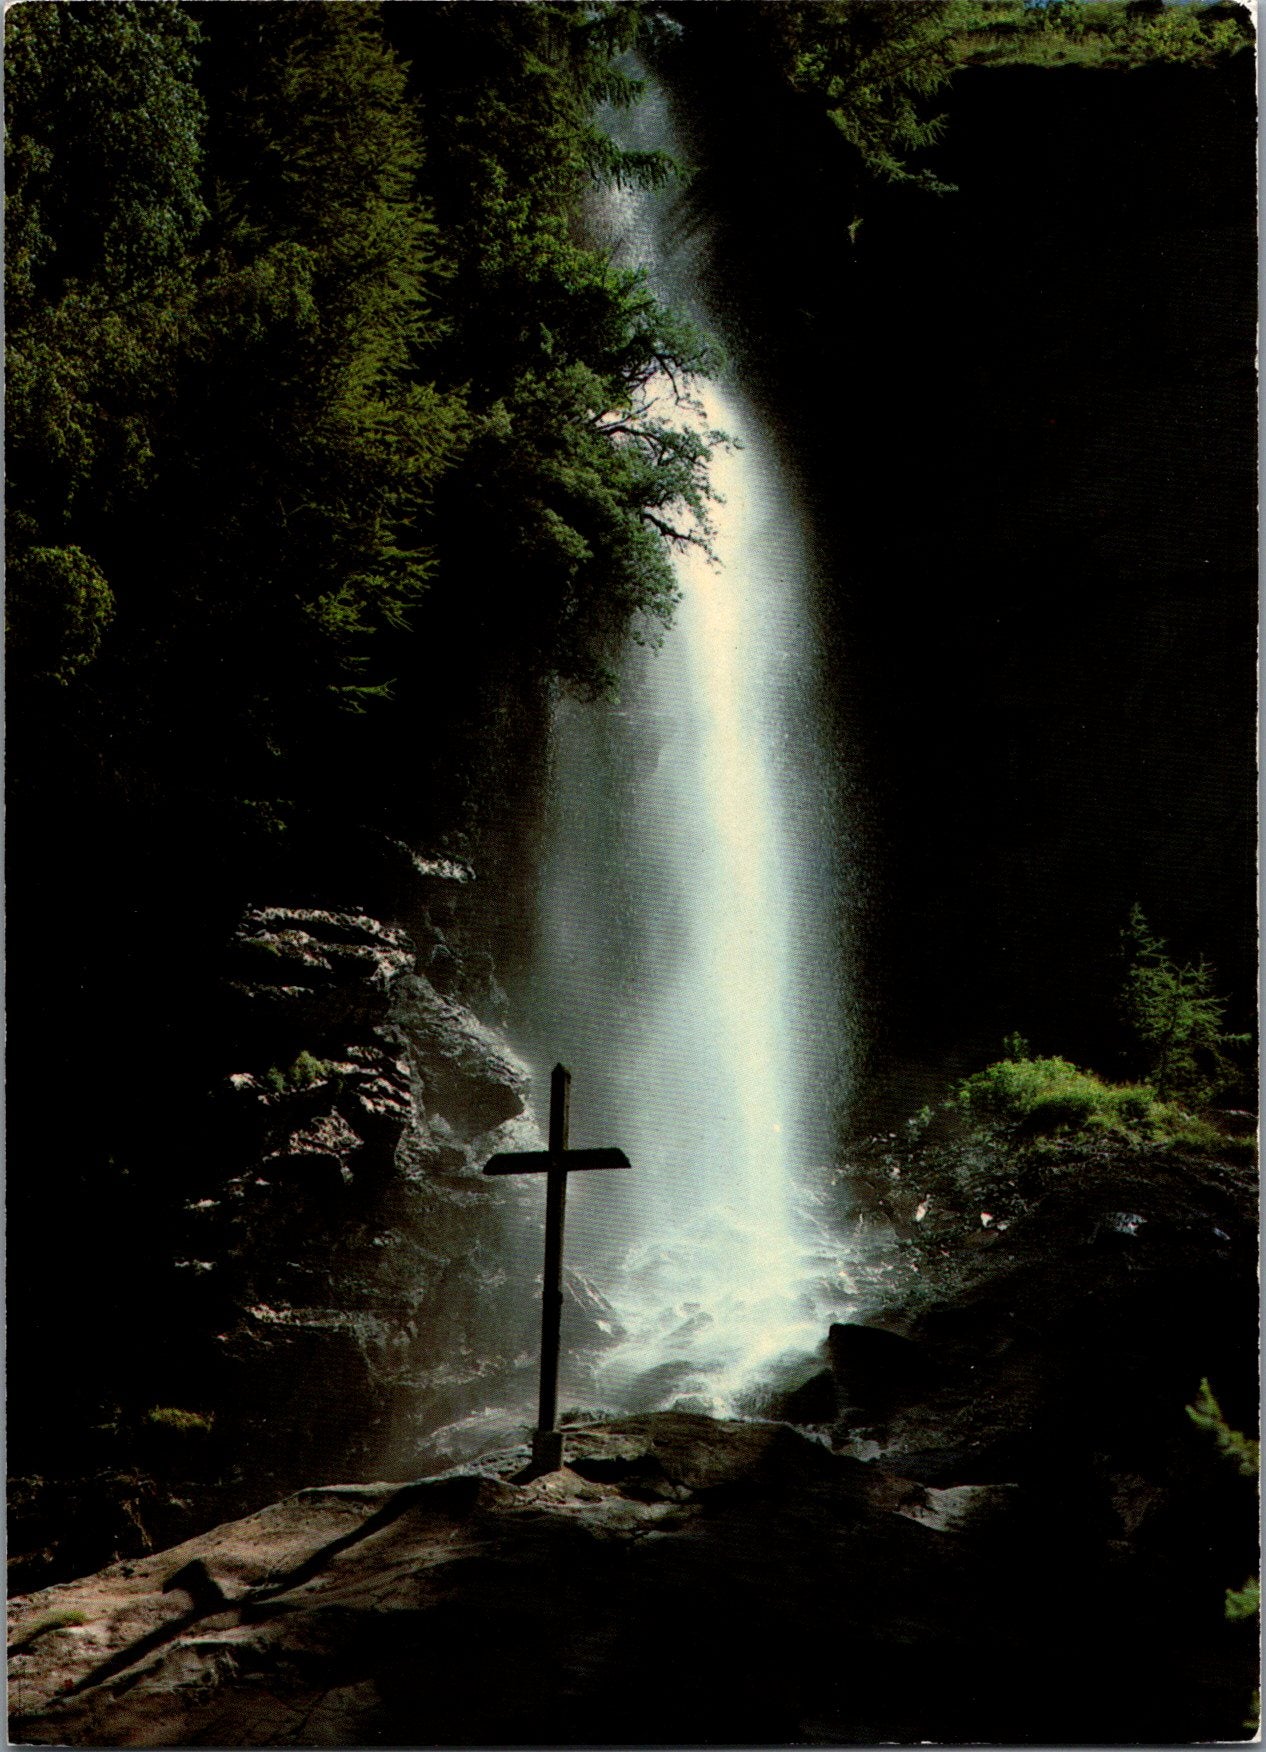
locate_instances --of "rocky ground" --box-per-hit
[9,1125,1258,1746]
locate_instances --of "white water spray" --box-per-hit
[511,68,855,1415]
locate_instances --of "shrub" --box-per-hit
[951,1052,1230,1151]
[264,1049,334,1095]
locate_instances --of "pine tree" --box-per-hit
[1120,907,1248,1102]
[390,1,722,698]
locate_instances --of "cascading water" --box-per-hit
[510,65,858,1417]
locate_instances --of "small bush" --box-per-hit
[264,1050,334,1095]
[951,1053,1230,1150]
[1125,7,1248,65]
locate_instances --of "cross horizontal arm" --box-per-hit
[483,1147,631,1176]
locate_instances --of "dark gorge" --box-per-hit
[660,22,1258,1109]
[6,4,1258,1743]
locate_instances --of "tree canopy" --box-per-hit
[5,0,720,844]
[6,2,206,687]
[387,1,719,698]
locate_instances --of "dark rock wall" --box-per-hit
[661,41,1258,1119]
[8,885,549,1590]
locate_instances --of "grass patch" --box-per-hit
[952,1053,1238,1152]
[144,1406,214,1437]
[9,1608,89,1653]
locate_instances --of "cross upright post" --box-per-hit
[484,1063,630,1472]
[536,1064,570,1466]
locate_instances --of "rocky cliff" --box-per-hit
[8,877,566,1592]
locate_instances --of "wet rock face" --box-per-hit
[10,895,542,1592]
[197,905,538,1509]
[219,905,529,1192]
[226,907,415,1047]
[219,907,416,1190]
[391,972,529,1143]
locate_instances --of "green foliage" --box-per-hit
[10,1609,89,1650]
[1243,1691,1261,1738]
[6,1,205,688]
[1224,1578,1260,1623]
[718,0,1248,196]
[169,1,464,740]
[791,3,957,189]
[6,0,725,840]
[952,1052,1229,1151]
[399,1,723,696]
[5,1,206,326]
[945,0,1252,67]
[1122,3,1249,64]
[1120,907,1248,1102]
[264,1051,335,1096]
[728,2,958,192]
[948,919,1250,1154]
[6,545,114,685]
[144,1405,214,1436]
[1186,1378,1260,1480]
[1037,0,1089,39]
[699,0,1248,243]
[1186,1378,1259,1731]
[907,1103,936,1137]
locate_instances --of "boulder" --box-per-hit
[264,1111,362,1187]
[769,1367,839,1427]
[827,1322,931,1412]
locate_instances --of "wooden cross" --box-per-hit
[484,1063,630,1471]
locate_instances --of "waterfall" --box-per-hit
[509,66,855,1417]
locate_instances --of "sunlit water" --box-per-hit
[507,68,858,1416]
